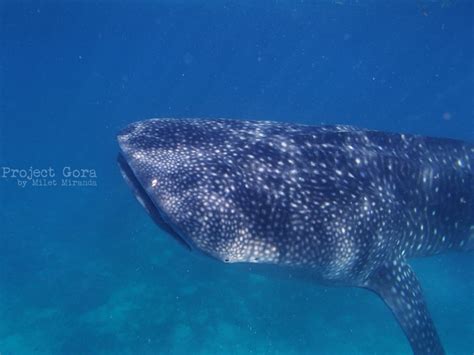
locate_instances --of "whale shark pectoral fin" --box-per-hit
[363,259,444,355]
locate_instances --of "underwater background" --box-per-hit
[0,0,473,354]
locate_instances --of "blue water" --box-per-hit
[1,0,473,354]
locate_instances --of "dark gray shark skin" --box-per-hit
[117,118,473,354]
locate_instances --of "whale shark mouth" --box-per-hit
[117,153,192,250]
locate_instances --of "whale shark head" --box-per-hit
[117,118,283,264]
[118,117,470,354]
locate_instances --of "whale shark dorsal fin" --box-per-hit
[363,259,445,355]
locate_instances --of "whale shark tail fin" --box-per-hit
[363,259,445,355]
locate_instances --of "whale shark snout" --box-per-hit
[117,137,194,251]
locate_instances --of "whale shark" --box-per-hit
[117,118,473,354]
